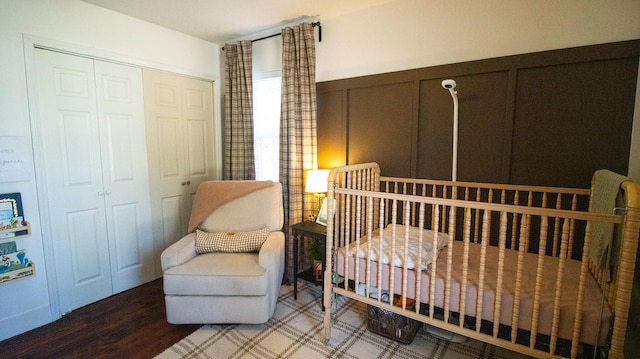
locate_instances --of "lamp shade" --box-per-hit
[305,169,330,193]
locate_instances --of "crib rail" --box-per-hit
[380,177,591,260]
[322,163,640,359]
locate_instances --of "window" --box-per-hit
[253,76,281,181]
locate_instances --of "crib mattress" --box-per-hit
[336,239,611,346]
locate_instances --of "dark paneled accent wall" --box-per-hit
[317,40,640,188]
[349,82,415,177]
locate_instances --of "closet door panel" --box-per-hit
[35,49,112,314]
[181,79,214,198]
[144,69,216,276]
[109,202,146,291]
[161,196,184,249]
[158,117,183,178]
[103,114,135,181]
[60,112,100,185]
[185,87,206,111]
[155,115,185,248]
[68,209,107,284]
[94,61,155,293]
[111,203,141,268]
[144,70,188,256]
[59,111,109,292]
[186,119,207,176]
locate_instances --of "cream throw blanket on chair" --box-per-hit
[187,180,275,233]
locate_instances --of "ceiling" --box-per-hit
[82,0,396,45]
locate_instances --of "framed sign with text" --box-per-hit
[0,136,31,182]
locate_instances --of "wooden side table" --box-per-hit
[291,221,327,300]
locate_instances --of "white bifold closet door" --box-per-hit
[142,69,215,274]
[34,49,155,314]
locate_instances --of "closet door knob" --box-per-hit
[105,190,111,195]
[98,191,104,196]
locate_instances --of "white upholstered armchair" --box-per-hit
[161,180,285,324]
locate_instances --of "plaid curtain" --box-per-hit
[224,40,255,180]
[279,23,317,282]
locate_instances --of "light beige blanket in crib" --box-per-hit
[347,224,449,270]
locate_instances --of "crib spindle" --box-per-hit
[474,188,482,244]
[530,215,549,349]
[441,186,449,232]
[444,204,455,324]
[401,202,411,309]
[459,207,472,327]
[568,194,578,259]
[344,190,352,294]
[510,192,520,249]
[364,196,374,303]
[429,205,441,320]
[492,211,508,337]
[486,190,495,247]
[511,214,529,342]
[549,219,570,354]
[475,210,490,333]
[354,193,363,294]
[552,196,562,257]
[415,202,426,315]
[409,184,415,225]
[388,200,398,307]
[525,191,533,251]
[376,198,385,303]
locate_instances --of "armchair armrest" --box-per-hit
[259,231,285,273]
[161,232,198,272]
[259,231,285,312]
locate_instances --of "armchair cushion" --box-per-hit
[163,231,284,297]
[195,227,269,253]
[163,252,268,296]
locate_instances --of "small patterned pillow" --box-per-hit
[195,227,270,253]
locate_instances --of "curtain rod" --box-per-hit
[223,21,321,50]
[252,21,322,43]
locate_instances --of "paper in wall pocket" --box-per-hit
[0,241,17,255]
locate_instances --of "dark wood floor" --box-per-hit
[1,279,199,359]
[3,277,639,358]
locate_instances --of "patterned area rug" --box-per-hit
[156,281,531,359]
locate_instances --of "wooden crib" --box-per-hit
[322,162,640,358]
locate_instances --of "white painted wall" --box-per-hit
[316,0,640,82]
[0,0,220,341]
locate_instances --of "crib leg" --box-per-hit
[323,270,333,343]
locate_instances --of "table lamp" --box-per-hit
[305,169,330,221]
